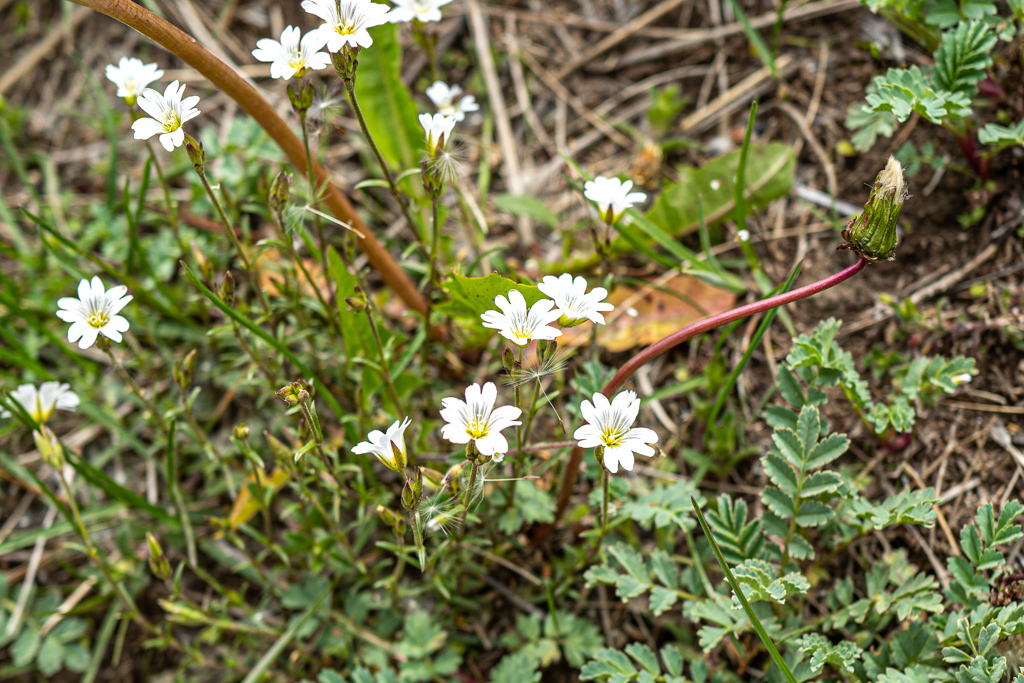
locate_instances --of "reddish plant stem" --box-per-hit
[67,0,427,319]
[542,256,869,536]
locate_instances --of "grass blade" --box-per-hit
[722,0,777,79]
[179,260,344,419]
[166,420,198,567]
[691,496,798,683]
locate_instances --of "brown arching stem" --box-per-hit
[66,0,427,319]
[537,256,869,542]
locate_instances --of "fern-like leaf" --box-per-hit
[931,21,996,96]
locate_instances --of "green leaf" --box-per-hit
[846,102,898,152]
[647,143,794,239]
[580,648,638,681]
[772,428,804,469]
[12,624,41,666]
[932,21,996,96]
[493,194,559,229]
[794,501,834,527]
[620,481,701,531]
[991,500,1024,546]
[649,587,678,616]
[762,488,796,518]
[490,652,542,683]
[37,635,65,677]
[804,433,850,470]
[798,633,863,674]
[800,471,843,497]
[763,453,799,495]
[625,643,660,674]
[353,24,423,171]
[435,272,546,320]
[866,66,971,124]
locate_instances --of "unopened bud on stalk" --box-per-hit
[330,48,360,83]
[287,81,315,115]
[34,426,64,470]
[183,133,205,173]
[502,347,516,376]
[345,297,367,312]
[233,424,251,440]
[174,349,197,392]
[276,380,309,405]
[146,532,171,580]
[219,272,235,306]
[593,445,606,470]
[190,241,212,279]
[269,171,291,213]
[376,504,399,527]
[839,156,907,262]
[537,340,557,365]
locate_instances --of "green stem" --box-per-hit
[103,345,168,433]
[457,460,481,539]
[412,511,426,570]
[422,190,442,366]
[340,69,421,252]
[363,298,406,416]
[299,109,332,283]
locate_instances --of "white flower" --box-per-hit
[56,276,133,349]
[352,417,411,471]
[481,289,562,347]
[2,382,79,424]
[105,57,163,102]
[419,112,457,155]
[251,26,332,80]
[574,391,658,474]
[583,176,647,224]
[440,382,521,457]
[736,229,750,243]
[131,80,200,152]
[389,0,453,23]
[538,273,615,326]
[952,373,973,385]
[425,81,479,121]
[302,0,391,52]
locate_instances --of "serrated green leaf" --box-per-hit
[625,643,660,673]
[762,488,796,518]
[795,501,834,527]
[763,452,799,495]
[800,471,843,497]
[772,428,804,469]
[805,433,850,470]
[932,21,996,96]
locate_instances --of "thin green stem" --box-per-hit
[103,345,167,433]
[457,460,481,540]
[341,72,420,250]
[363,298,406,416]
[422,191,442,368]
[299,110,332,282]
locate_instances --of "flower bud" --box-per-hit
[840,156,907,262]
[269,171,291,214]
[593,445,606,470]
[233,424,251,440]
[190,241,212,279]
[287,82,315,114]
[537,340,557,365]
[376,504,399,528]
[146,532,171,580]
[219,271,235,307]
[389,440,407,473]
[33,426,64,470]
[502,347,516,376]
[402,467,424,510]
[174,349,198,392]
[183,133,205,173]
[276,380,308,405]
[345,297,367,313]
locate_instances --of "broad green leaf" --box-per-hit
[772,428,804,469]
[647,143,794,238]
[763,453,799,495]
[804,433,850,470]
[493,194,559,229]
[795,501,834,527]
[649,586,678,616]
[625,643,660,674]
[435,272,545,320]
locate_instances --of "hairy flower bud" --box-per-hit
[840,156,907,262]
[376,504,399,528]
[146,532,171,580]
[502,347,515,376]
[287,81,315,115]
[269,171,291,214]
[219,272,235,307]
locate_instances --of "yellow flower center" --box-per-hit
[601,427,625,448]
[162,111,182,133]
[87,311,109,329]
[465,419,488,439]
[335,19,357,35]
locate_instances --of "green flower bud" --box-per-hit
[146,532,171,580]
[502,347,515,376]
[219,271,235,307]
[33,426,64,470]
[286,81,315,115]
[345,297,367,313]
[537,340,557,364]
[183,133,205,173]
[269,171,291,214]
[174,349,198,392]
[376,504,399,528]
[233,424,250,440]
[840,156,907,262]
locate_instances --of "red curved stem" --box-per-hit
[543,256,869,535]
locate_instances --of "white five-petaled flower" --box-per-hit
[538,273,615,327]
[481,289,562,347]
[583,176,647,225]
[425,81,479,121]
[388,0,453,23]
[131,80,200,152]
[302,0,391,52]
[252,26,332,80]
[574,391,658,474]
[419,113,457,155]
[1,382,80,424]
[352,417,411,472]
[952,373,973,385]
[440,382,522,459]
[105,57,163,103]
[56,276,133,350]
